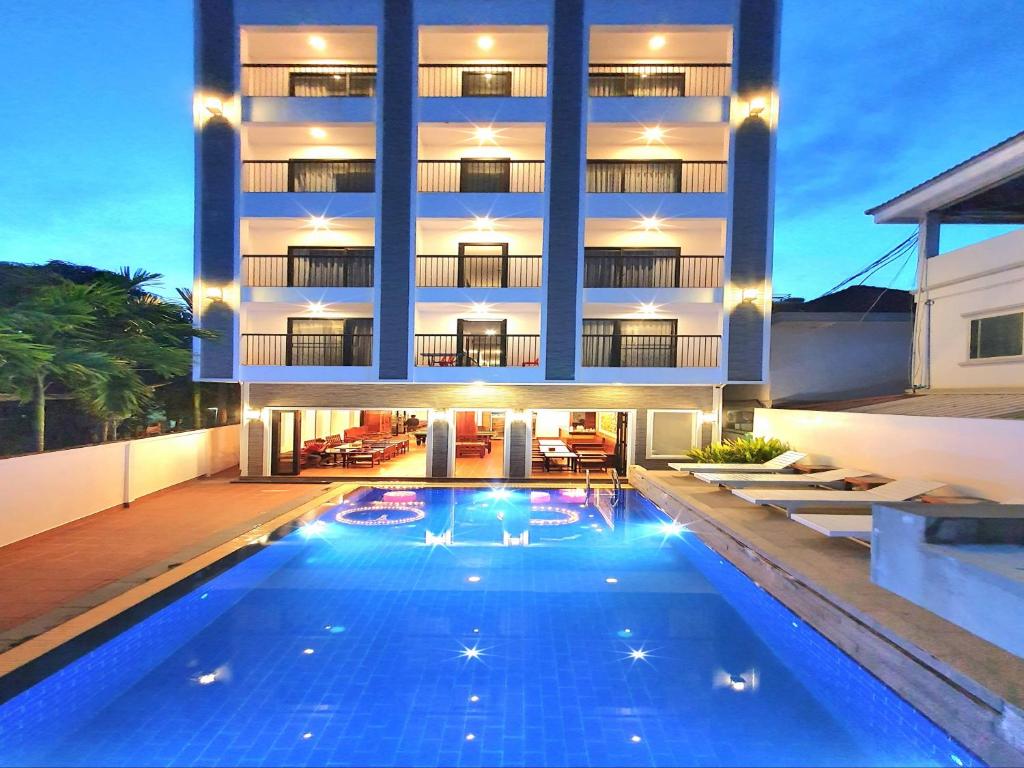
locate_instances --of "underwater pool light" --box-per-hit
[467,575,482,583]
[605,577,619,584]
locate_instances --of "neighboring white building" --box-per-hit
[867,132,1024,399]
[193,0,781,479]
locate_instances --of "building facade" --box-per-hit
[867,132,1024,397]
[193,0,780,478]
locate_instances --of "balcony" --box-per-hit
[241,333,373,366]
[581,334,720,368]
[586,160,725,193]
[417,160,544,193]
[242,160,375,193]
[588,64,730,97]
[419,65,546,97]
[416,254,542,288]
[243,248,374,287]
[414,334,540,367]
[242,65,377,97]
[583,249,723,288]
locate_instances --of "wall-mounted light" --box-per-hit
[308,214,330,231]
[309,126,327,140]
[306,301,327,315]
[636,302,660,317]
[648,34,666,51]
[308,35,327,51]
[205,286,224,302]
[472,215,494,232]
[700,411,719,425]
[467,301,494,317]
[476,35,494,51]
[203,97,224,117]
[748,96,768,118]
[741,287,761,304]
[244,407,262,420]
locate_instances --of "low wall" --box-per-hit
[0,426,240,548]
[753,408,1023,502]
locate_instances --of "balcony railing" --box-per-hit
[241,334,373,366]
[242,160,376,192]
[417,160,544,193]
[241,65,377,97]
[418,65,547,97]
[583,251,724,288]
[415,255,542,287]
[588,64,731,97]
[242,251,374,287]
[581,334,721,367]
[414,334,540,367]
[586,160,726,193]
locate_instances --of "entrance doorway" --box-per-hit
[528,410,630,477]
[270,410,302,475]
[453,409,506,478]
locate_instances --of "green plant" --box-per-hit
[685,435,791,464]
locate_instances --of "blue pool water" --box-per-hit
[0,487,978,767]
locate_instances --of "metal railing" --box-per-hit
[581,334,721,367]
[583,252,724,288]
[241,65,377,97]
[588,64,731,97]
[586,160,726,193]
[241,334,373,366]
[418,64,547,97]
[242,160,376,192]
[415,255,543,287]
[242,251,374,287]
[414,334,540,367]
[417,160,544,193]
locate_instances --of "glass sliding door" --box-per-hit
[270,410,302,476]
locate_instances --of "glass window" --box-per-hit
[646,410,697,458]
[969,312,1023,359]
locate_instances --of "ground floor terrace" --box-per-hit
[241,383,723,481]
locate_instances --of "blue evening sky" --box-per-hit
[0,1,1021,299]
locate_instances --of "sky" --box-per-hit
[0,0,1021,299]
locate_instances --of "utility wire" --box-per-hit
[821,232,918,297]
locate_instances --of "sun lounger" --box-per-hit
[693,468,868,488]
[730,478,945,516]
[790,514,873,540]
[668,450,806,475]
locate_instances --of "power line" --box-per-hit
[821,232,918,297]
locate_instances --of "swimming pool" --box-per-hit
[0,486,978,767]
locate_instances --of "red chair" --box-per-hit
[301,439,327,467]
[523,358,540,367]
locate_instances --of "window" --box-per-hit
[646,410,699,458]
[969,312,1023,359]
[286,318,373,366]
[582,319,677,367]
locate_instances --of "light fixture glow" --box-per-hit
[468,302,493,317]
[605,577,619,584]
[741,287,761,304]
[467,575,482,583]
[642,125,664,143]
[308,35,327,51]
[636,302,660,318]
[748,96,768,117]
[476,35,495,51]
[629,648,647,661]
[472,215,494,231]
[474,125,496,144]
[458,643,484,661]
[660,521,684,536]
[469,694,480,702]
[728,674,747,691]
[204,286,224,301]
[631,735,643,743]
[309,126,327,140]
[197,672,217,685]
[302,732,313,740]
[648,34,666,50]
[203,97,224,116]
[303,648,315,655]
[640,215,662,232]
[306,301,327,315]
[308,214,330,231]
[465,733,477,741]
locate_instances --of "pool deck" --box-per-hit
[629,467,1024,766]
[0,471,334,653]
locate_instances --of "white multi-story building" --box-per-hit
[868,131,1024,410]
[193,0,780,479]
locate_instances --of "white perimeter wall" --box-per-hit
[0,426,240,548]
[753,408,1024,502]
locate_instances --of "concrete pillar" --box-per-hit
[425,411,453,478]
[505,412,532,479]
[913,212,941,389]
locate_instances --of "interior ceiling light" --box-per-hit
[648,34,666,50]
[476,35,495,51]
[472,215,494,231]
[640,216,662,232]
[474,125,496,144]
[637,302,660,317]
[308,35,327,51]
[309,127,327,140]
[642,125,664,143]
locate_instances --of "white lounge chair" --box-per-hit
[693,468,869,488]
[668,450,806,475]
[790,514,873,540]
[730,478,945,516]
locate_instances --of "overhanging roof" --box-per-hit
[866,130,1024,224]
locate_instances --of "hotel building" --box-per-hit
[193,0,780,479]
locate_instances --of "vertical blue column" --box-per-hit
[543,0,586,380]
[194,0,239,380]
[377,0,416,379]
[726,0,779,382]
